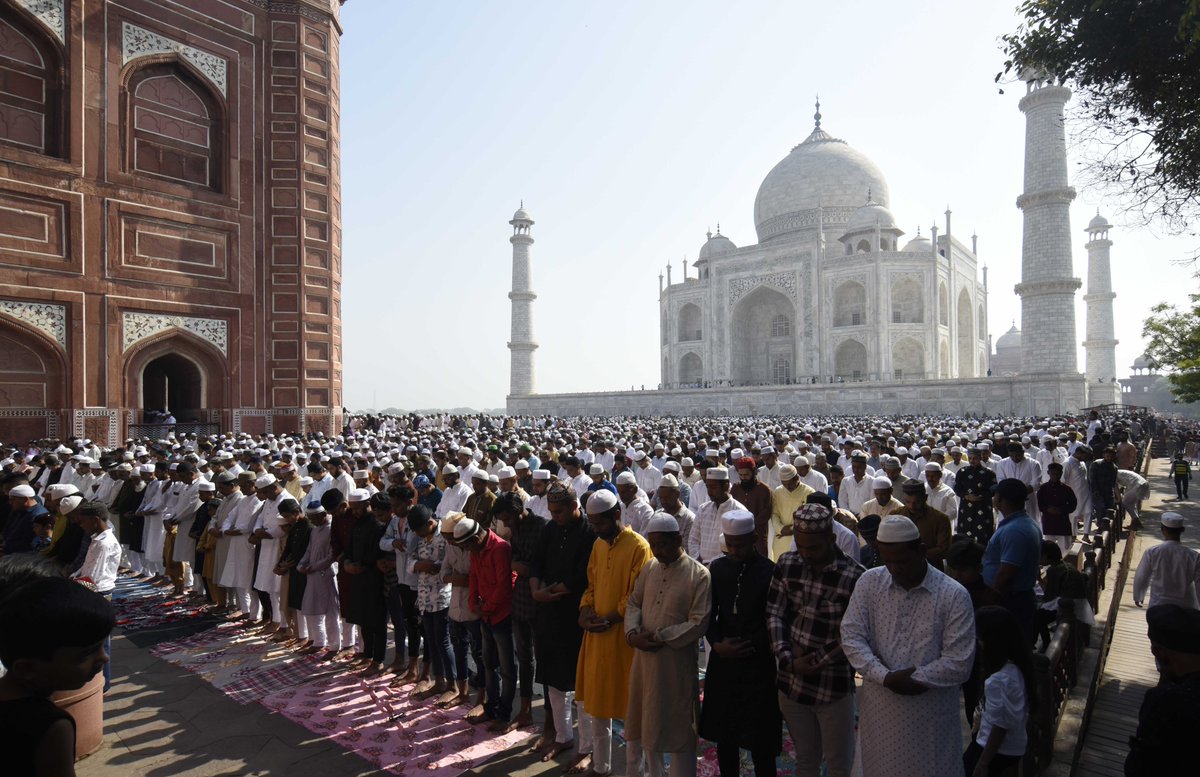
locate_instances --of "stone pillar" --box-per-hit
[1084,213,1120,404]
[1015,75,1082,375]
[508,206,537,396]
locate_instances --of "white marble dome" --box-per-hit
[901,233,933,252]
[996,325,1022,350]
[845,199,898,234]
[1087,211,1110,232]
[754,119,890,243]
[698,231,736,260]
[511,205,533,223]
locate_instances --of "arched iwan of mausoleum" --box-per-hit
[0,315,65,441]
[832,281,866,328]
[891,337,925,381]
[957,289,974,377]
[677,303,702,343]
[834,339,868,382]
[730,286,795,385]
[938,282,949,326]
[0,3,66,158]
[679,352,703,387]
[890,278,924,324]
[122,331,229,429]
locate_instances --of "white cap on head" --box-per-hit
[198,481,216,493]
[442,464,459,475]
[255,474,277,489]
[532,469,551,481]
[706,468,729,481]
[588,463,605,476]
[659,473,679,489]
[46,483,79,499]
[59,494,83,514]
[779,463,798,480]
[721,509,756,536]
[876,515,921,543]
[497,466,516,479]
[615,471,637,486]
[347,488,371,503]
[1161,512,1185,529]
[472,470,490,481]
[585,489,619,515]
[681,457,694,467]
[9,484,35,498]
[924,462,943,472]
[663,460,680,473]
[872,476,893,490]
[645,512,679,534]
[352,470,369,479]
[299,476,314,487]
[630,450,646,462]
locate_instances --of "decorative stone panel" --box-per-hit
[728,271,798,306]
[0,299,66,348]
[15,0,64,44]
[122,312,228,356]
[122,23,228,97]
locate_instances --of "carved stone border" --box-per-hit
[122,312,228,356]
[0,299,67,348]
[15,0,65,44]
[72,409,118,447]
[0,408,59,438]
[121,22,228,97]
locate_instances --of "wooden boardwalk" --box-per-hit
[1073,459,1197,777]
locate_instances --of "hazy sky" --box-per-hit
[339,1,1194,411]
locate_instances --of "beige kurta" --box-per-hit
[624,552,711,753]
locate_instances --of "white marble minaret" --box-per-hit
[1015,73,1082,375]
[1084,212,1121,404]
[508,204,537,396]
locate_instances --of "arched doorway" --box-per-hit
[834,339,867,382]
[0,316,65,441]
[957,289,974,377]
[141,353,203,421]
[730,286,795,385]
[679,352,703,386]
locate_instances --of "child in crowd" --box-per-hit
[0,560,115,777]
[857,514,882,569]
[297,502,340,659]
[31,515,54,553]
[965,606,1036,777]
[408,505,453,702]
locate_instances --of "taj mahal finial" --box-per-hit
[814,96,821,129]
[866,187,873,203]
[716,222,721,235]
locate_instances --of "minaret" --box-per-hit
[508,204,537,396]
[1015,73,1082,374]
[1084,211,1120,404]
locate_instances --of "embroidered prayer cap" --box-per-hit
[871,476,893,490]
[497,466,516,479]
[198,480,216,493]
[546,481,575,503]
[514,460,530,471]
[778,464,798,480]
[584,488,619,515]
[645,512,680,534]
[615,471,637,486]
[304,501,326,516]
[721,509,756,536]
[900,480,925,494]
[413,475,431,489]
[662,460,680,473]
[451,517,484,544]
[705,468,729,482]
[876,515,921,543]
[792,503,833,533]
[441,464,459,475]
[925,462,943,472]
[352,470,370,479]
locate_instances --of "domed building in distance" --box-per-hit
[660,102,989,388]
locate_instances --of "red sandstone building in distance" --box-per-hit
[0,0,345,445]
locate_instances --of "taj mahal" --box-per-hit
[505,74,1123,418]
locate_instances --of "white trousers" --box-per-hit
[341,621,360,650]
[233,587,261,619]
[304,613,339,648]
[126,549,144,574]
[587,715,640,776]
[546,687,576,744]
[270,591,283,623]
[144,558,163,576]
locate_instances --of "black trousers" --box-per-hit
[1175,474,1189,498]
[512,615,536,699]
[360,612,388,664]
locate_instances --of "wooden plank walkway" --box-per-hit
[1073,457,1198,777]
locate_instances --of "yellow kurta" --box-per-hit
[575,527,652,718]
[624,553,711,752]
[770,483,814,561]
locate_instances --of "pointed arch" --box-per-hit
[977,302,986,340]
[833,280,866,327]
[677,303,702,342]
[834,339,867,382]
[123,330,229,423]
[891,278,924,324]
[730,286,795,385]
[938,282,949,326]
[938,339,950,378]
[957,288,974,377]
[678,352,703,386]
[122,56,226,192]
[892,337,925,380]
[0,2,66,157]
[0,314,66,441]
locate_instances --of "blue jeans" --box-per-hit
[481,616,516,722]
[422,609,454,682]
[386,584,421,659]
[449,618,484,688]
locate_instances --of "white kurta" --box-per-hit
[1062,456,1091,524]
[841,565,976,777]
[170,480,203,565]
[688,496,746,563]
[253,491,288,593]
[217,496,262,589]
[211,490,244,585]
[140,480,169,562]
[994,456,1042,520]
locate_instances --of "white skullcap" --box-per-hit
[347,488,371,503]
[514,460,529,470]
[589,464,605,476]
[896,447,908,455]
[615,471,637,486]
[532,469,551,481]
[924,462,943,472]
[441,464,459,475]
[663,460,680,472]
[584,489,619,515]
[352,469,369,479]
[876,515,921,543]
[645,512,680,534]
[705,449,719,457]
[778,464,798,480]
[497,466,516,479]
[659,473,679,489]
[254,474,277,489]
[721,509,756,536]
[59,494,83,514]
[139,464,155,474]
[298,476,314,487]
[706,468,729,481]
[198,481,216,493]
[681,457,694,467]
[46,483,79,499]
[872,476,893,490]
[630,450,646,462]
[471,469,490,480]
[1161,512,1185,528]
[9,484,35,498]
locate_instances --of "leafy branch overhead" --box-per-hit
[999,0,1200,244]
[1143,292,1200,404]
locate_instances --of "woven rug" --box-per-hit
[260,672,534,777]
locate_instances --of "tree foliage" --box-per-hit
[1143,292,1200,403]
[1000,1,1200,244]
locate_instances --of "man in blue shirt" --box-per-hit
[984,477,1043,644]
[2,481,49,554]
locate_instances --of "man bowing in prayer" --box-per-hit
[625,512,711,777]
[699,508,781,777]
[575,489,653,777]
[841,515,976,777]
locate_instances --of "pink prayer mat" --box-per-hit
[260,672,534,776]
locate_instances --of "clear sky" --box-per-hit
[338,0,1195,412]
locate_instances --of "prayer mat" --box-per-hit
[610,719,805,777]
[260,672,535,777]
[120,614,223,648]
[152,627,317,693]
[110,577,214,633]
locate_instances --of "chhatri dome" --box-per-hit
[697,226,737,260]
[754,100,890,243]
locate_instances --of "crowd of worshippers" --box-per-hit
[0,409,1161,777]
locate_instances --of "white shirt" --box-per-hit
[975,662,1029,756]
[757,463,782,491]
[73,528,121,592]
[621,496,656,536]
[634,464,663,495]
[994,456,1043,517]
[838,474,875,516]
[688,496,746,563]
[437,480,472,518]
[797,468,828,494]
[926,482,959,527]
[1133,540,1200,609]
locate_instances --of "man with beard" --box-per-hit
[731,457,773,557]
[699,509,780,777]
[528,482,596,766]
